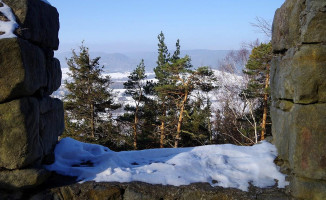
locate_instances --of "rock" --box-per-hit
[0,168,50,190]
[0,38,62,103]
[0,0,63,192]
[272,0,326,52]
[289,104,326,180]
[0,97,64,169]
[289,176,326,200]
[300,0,326,43]
[271,0,326,199]
[272,0,304,52]
[39,97,64,157]
[0,12,10,21]
[272,103,326,180]
[44,58,62,96]
[271,44,326,104]
[0,38,47,103]
[2,0,60,50]
[0,97,42,169]
[31,181,289,200]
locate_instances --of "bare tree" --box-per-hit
[250,16,272,38]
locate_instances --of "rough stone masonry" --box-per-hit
[0,0,63,190]
[271,0,326,199]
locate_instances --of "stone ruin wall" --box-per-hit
[0,0,325,199]
[0,0,63,190]
[271,0,326,199]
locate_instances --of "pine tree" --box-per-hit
[154,35,217,147]
[154,31,171,148]
[64,43,119,139]
[123,59,147,150]
[243,42,272,140]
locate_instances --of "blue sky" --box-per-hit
[50,0,285,53]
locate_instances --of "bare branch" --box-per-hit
[250,16,272,38]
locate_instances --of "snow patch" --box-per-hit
[0,0,18,39]
[41,0,51,5]
[46,138,288,191]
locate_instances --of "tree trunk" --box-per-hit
[160,121,165,148]
[90,103,95,138]
[208,118,212,144]
[261,65,270,141]
[159,103,166,148]
[174,91,188,148]
[133,106,139,150]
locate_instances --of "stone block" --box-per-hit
[301,0,326,43]
[0,38,62,103]
[271,44,326,104]
[0,168,50,190]
[39,97,64,157]
[0,97,64,169]
[272,0,304,52]
[0,38,46,103]
[289,176,326,200]
[0,97,42,169]
[2,0,60,50]
[45,57,62,96]
[272,103,326,180]
[272,0,326,52]
[289,104,326,180]
[270,102,293,162]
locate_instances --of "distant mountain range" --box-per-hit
[55,50,230,72]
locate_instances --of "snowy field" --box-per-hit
[46,138,288,192]
[54,68,245,117]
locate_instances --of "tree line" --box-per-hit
[62,32,272,151]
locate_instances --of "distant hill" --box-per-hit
[55,49,230,72]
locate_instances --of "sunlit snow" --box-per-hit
[40,0,51,5]
[0,0,18,39]
[46,138,288,192]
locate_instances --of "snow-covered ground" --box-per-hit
[0,0,18,39]
[46,137,288,192]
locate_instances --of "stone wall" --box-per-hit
[0,0,63,190]
[271,0,326,199]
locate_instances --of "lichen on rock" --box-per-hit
[0,0,63,191]
[271,0,326,199]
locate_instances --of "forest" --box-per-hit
[62,32,272,151]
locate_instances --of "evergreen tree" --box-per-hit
[154,31,171,148]
[243,42,272,140]
[64,43,120,139]
[123,59,147,150]
[154,34,217,147]
[181,93,212,146]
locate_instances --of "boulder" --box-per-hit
[0,38,46,103]
[289,176,326,200]
[0,168,50,190]
[39,97,64,157]
[272,103,326,180]
[271,0,326,199]
[300,0,326,43]
[2,0,60,50]
[0,97,42,169]
[272,0,304,52]
[0,97,64,170]
[0,38,62,103]
[45,58,62,96]
[272,0,326,52]
[271,44,326,104]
